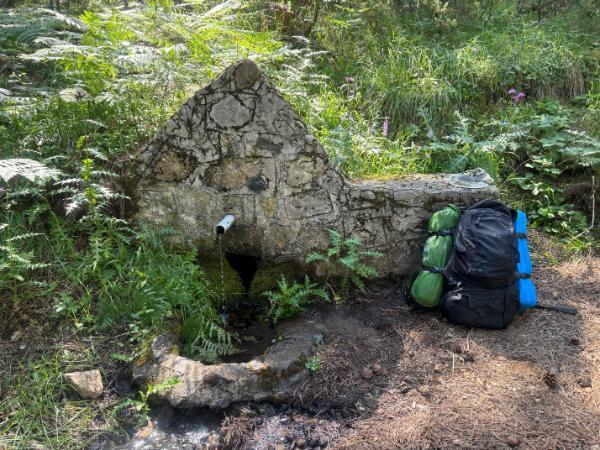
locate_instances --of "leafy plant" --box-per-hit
[502,100,599,236]
[264,275,329,324]
[306,229,382,298]
[305,355,321,373]
[114,377,179,427]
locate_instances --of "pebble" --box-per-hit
[361,368,374,380]
[577,377,592,388]
[417,384,431,396]
[295,438,307,448]
[506,435,521,447]
[10,330,22,342]
[372,363,383,374]
[434,363,444,373]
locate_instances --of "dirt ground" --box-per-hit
[1,236,598,449]
[222,241,600,449]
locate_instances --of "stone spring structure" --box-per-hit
[135,59,496,286]
[132,60,497,408]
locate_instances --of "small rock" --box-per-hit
[434,363,444,373]
[361,368,374,381]
[64,370,103,399]
[506,434,521,447]
[10,330,22,342]
[280,416,291,425]
[150,333,176,360]
[372,363,382,374]
[417,384,431,396]
[452,438,461,446]
[295,438,307,448]
[577,376,592,388]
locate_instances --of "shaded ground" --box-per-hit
[1,236,599,449]
[221,241,600,449]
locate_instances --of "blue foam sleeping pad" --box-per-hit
[515,210,537,312]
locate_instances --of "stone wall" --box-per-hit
[135,60,496,280]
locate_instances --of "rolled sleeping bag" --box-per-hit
[515,210,537,312]
[410,205,460,308]
[428,204,461,233]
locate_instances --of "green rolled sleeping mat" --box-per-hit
[410,204,460,308]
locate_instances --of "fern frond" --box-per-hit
[0,158,61,183]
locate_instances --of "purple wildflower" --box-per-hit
[383,117,390,137]
[513,92,526,104]
[507,88,517,96]
[345,76,355,84]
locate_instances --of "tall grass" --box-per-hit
[315,2,593,135]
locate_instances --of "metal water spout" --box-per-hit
[215,215,235,235]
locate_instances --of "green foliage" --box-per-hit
[0,354,104,449]
[496,100,599,235]
[114,377,179,427]
[264,275,329,324]
[306,230,383,297]
[305,355,321,373]
[0,157,235,362]
[422,112,503,176]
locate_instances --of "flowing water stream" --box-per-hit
[217,234,226,311]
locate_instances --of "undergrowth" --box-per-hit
[0,1,599,448]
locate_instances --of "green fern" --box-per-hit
[0,158,62,183]
[306,229,383,296]
[264,275,329,324]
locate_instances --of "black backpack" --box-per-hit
[441,200,520,329]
